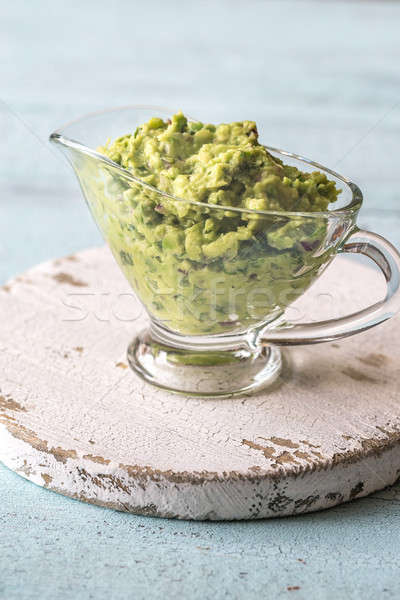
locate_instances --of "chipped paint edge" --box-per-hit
[1,423,400,520]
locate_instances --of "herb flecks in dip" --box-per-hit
[96,112,340,335]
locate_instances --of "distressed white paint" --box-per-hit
[0,247,399,520]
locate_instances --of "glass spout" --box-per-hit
[50,132,87,169]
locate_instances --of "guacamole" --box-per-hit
[94,112,339,335]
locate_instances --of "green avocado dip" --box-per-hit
[95,112,340,335]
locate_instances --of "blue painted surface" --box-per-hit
[1,467,400,600]
[1,0,400,597]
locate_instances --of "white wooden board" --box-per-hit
[0,246,399,520]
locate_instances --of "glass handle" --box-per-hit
[260,228,400,346]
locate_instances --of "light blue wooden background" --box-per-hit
[1,1,400,598]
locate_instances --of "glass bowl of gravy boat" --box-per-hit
[50,106,400,397]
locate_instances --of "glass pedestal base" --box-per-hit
[127,326,282,398]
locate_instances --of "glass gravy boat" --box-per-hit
[50,106,400,397]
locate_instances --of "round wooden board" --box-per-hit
[1,246,400,520]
